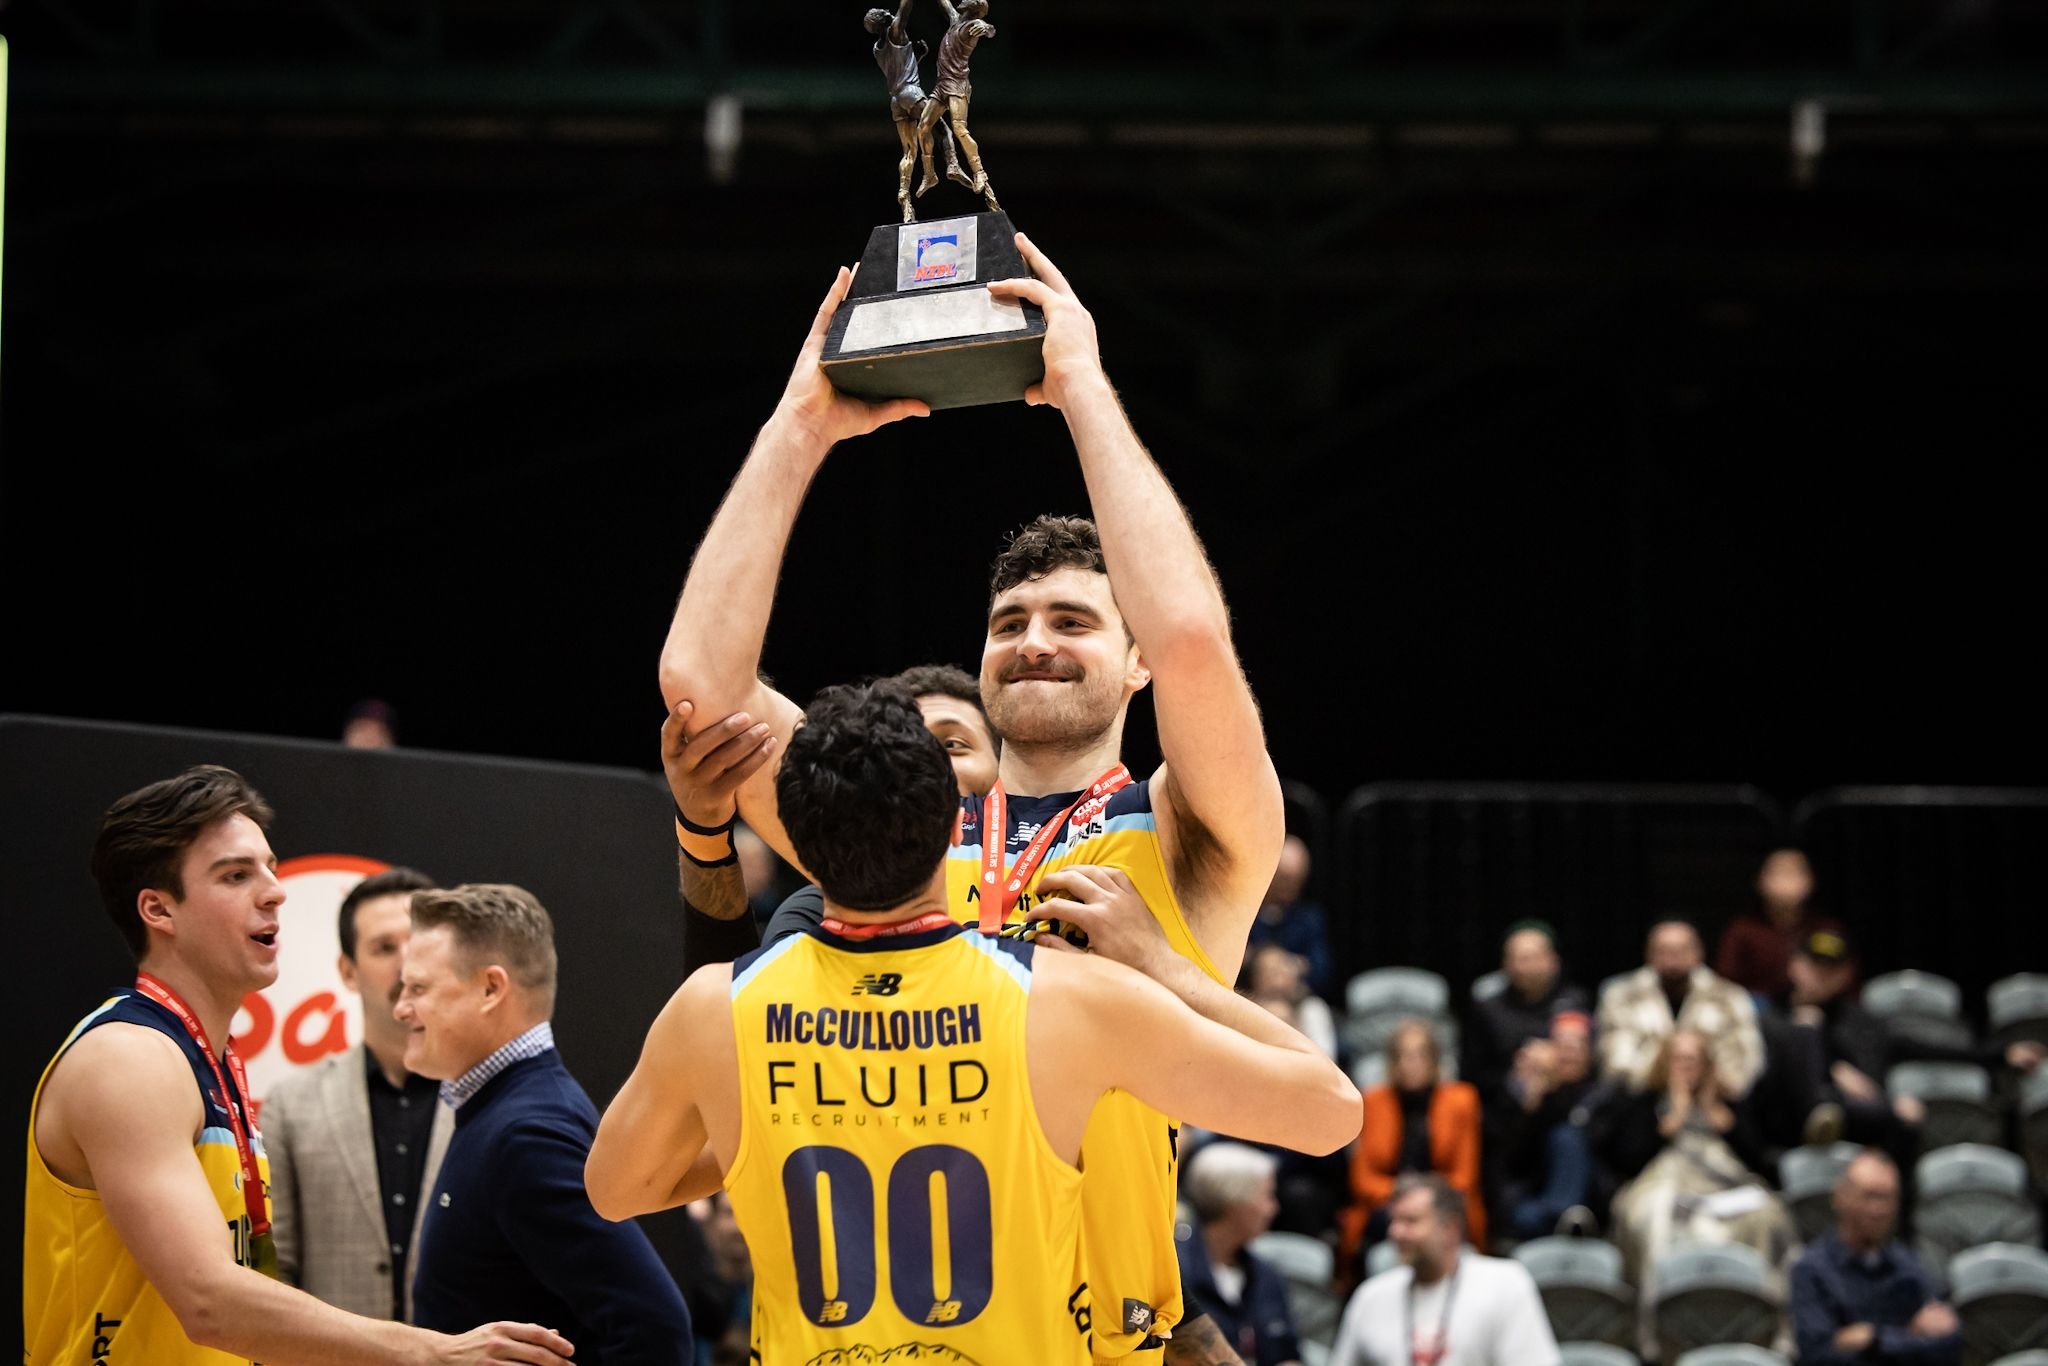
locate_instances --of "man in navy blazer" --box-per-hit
[399,882,692,1364]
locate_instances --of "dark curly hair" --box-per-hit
[778,681,959,911]
[987,514,1106,600]
[888,663,997,752]
[91,765,275,960]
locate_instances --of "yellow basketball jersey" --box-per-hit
[727,922,1090,1364]
[25,991,275,1366]
[945,780,1222,1359]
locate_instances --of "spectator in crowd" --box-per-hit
[400,882,693,1363]
[343,698,399,749]
[1493,1010,1601,1241]
[1329,1173,1560,1366]
[1789,1149,1960,1365]
[1599,919,1765,1097]
[1599,1029,1794,1359]
[1248,834,1332,998]
[1342,1018,1486,1265]
[1753,927,1922,1166]
[1463,919,1590,1107]
[264,866,450,1321]
[686,1192,752,1366]
[1716,847,1836,1001]
[1245,940,1338,1058]
[1175,1143,1305,1366]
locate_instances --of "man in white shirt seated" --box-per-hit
[1329,1173,1560,1366]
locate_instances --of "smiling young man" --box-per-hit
[25,765,574,1366]
[586,682,1356,1364]
[658,236,1284,1362]
[397,883,693,1365]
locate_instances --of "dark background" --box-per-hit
[2,3,2041,856]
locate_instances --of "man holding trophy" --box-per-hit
[654,221,1287,1366]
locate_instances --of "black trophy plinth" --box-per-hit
[822,211,1045,411]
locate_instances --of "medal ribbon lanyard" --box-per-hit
[132,972,272,1238]
[976,765,1132,933]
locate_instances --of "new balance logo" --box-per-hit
[852,973,903,997]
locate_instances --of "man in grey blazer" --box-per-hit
[263,867,453,1321]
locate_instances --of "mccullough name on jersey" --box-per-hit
[761,998,997,1124]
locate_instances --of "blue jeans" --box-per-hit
[1509,1123,1594,1240]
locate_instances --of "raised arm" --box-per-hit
[1029,867,1358,1156]
[987,238,1283,966]
[662,701,769,973]
[1033,945,1359,1159]
[657,268,927,864]
[51,1027,573,1366]
[937,0,959,22]
[587,963,736,1222]
[889,0,913,44]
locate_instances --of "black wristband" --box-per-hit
[675,802,737,837]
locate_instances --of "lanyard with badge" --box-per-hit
[133,972,279,1277]
[1405,1264,1460,1366]
[975,765,1132,933]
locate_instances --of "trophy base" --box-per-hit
[822,210,1045,411]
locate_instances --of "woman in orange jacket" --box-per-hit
[1340,1017,1487,1265]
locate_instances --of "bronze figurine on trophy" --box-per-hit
[830,0,1041,409]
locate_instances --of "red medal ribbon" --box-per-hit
[820,910,960,940]
[976,765,1133,934]
[133,972,271,1238]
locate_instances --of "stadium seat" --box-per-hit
[1865,970,1964,1022]
[1366,1239,1401,1279]
[1990,973,2048,1047]
[1340,967,1453,1059]
[1299,1342,1330,1366]
[1914,1145,2041,1286]
[1349,1052,1386,1092]
[1671,1348,1789,1366]
[1651,1243,1781,1361]
[1888,1061,2004,1149]
[1951,1242,2048,1363]
[1989,1354,2048,1366]
[1512,1236,1635,1348]
[2021,1066,2048,1196]
[1251,1231,1339,1347]
[1779,1142,1863,1244]
[1557,1344,1639,1366]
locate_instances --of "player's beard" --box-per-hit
[984,664,1124,752]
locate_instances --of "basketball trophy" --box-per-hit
[822,0,1046,410]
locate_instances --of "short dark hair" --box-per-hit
[1391,1172,1466,1229]
[338,867,436,960]
[778,680,958,910]
[889,663,998,750]
[91,766,275,960]
[409,883,559,1014]
[988,514,1107,600]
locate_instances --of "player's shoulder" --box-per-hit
[43,1020,201,1125]
[53,1014,192,1077]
